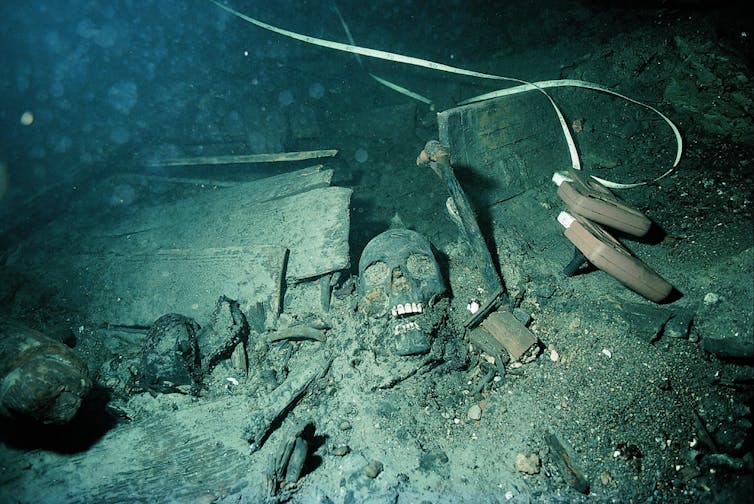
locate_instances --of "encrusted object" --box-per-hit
[245,355,332,452]
[139,313,202,394]
[197,296,250,374]
[0,319,91,424]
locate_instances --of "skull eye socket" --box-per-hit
[406,253,437,279]
[363,260,390,285]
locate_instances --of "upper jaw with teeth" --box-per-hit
[391,302,423,317]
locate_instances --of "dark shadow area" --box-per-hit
[347,198,388,276]
[0,385,118,454]
[300,422,328,478]
[614,220,667,245]
[660,286,684,304]
[432,246,453,301]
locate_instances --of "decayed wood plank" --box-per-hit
[29,245,288,326]
[1,350,333,502]
[437,93,567,196]
[149,149,338,167]
[89,185,352,282]
[1,395,257,503]
[10,165,351,325]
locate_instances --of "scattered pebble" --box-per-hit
[535,283,556,299]
[601,348,612,359]
[331,444,350,456]
[362,460,383,479]
[512,308,532,325]
[514,453,541,474]
[568,318,581,331]
[703,292,720,305]
[665,310,694,339]
[600,470,612,485]
[467,404,482,421]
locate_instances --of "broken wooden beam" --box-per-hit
[417,140,504,326]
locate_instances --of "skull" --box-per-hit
[358,229,446,355]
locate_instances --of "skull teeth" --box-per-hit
[391,302,423,317]
[394,321,420,335]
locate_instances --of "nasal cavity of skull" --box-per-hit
[391,268,409,294]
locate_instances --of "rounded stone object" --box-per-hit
[0,319,91,424]
[467,404,482,421]
[362,460,384,479]
[139,313,201,394]
[331,444,350,456]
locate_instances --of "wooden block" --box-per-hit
[557,169,651,236]
[559,211,673,302]
[468,324,506,360]
[479,310,540,363]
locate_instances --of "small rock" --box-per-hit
[600,470,612,485]
[568,318,581,331]
[419,449,449,470]
[665,310,694,339]
[514,453,541,474]
[535,283,556,299]
[467,404,482,421]
[338,420,352,431]
[656,376,672,391]
[331,444,350,456]
[701,329,754,359]
[703,292,720,305]
[362,460,383,479]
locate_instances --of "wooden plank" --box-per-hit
[40,245,288,326]
[0,395,257,503]
[11,165,351,325]
[417,141,504,326]
[438,93,568,198]
[100,165,334,239]
[94,185,352,282]
[149,149,338,167]
[0,352,333,502]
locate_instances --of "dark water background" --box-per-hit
[0,0,750,239]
